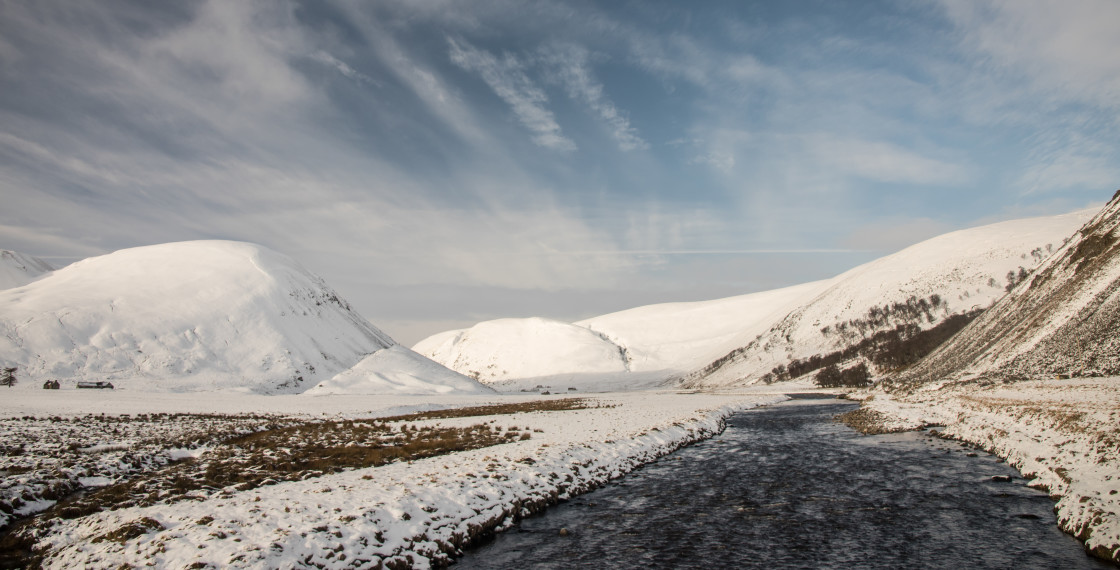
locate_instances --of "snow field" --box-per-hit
[16,392,786,569]
[855,377,1120,562]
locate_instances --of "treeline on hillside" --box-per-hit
[760,309,984,385]
[820,294,945,339]
[815,362,870,388]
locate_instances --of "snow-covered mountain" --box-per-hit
[0,249,54,289]
[413,317,631,385]
[883,191,1120,389]
[0,241,491,395]
[416,209,1091,391]
[576,281,828,374]
[306,345,495,395]
[681,209,1093,389]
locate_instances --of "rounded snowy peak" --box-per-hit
[414,316,629,383]
[0,240,395,392]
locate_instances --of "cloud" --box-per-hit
[538,44,648,151]
[688,152,735,172]
[803,134,969,186]
[447,37,576,151]
[938,0,1120,113]
[309,50,380,86]
[1016,142,1120,195]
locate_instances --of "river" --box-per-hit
[455,395,1108,569]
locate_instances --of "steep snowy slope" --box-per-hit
[681,210,1092,388]
[413,317,629,384]
[0,250,54,289]
[0,241,489,394]
[884,191,1120,388]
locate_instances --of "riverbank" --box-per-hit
[841,376,1120,563]
[1,391,783,568]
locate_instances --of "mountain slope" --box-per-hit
[575,281,829,373]
[884,191,1120,389]
[306,345,493,395]
[0,241,490,394]
[0,250,54,289]
[680,209,1093,389]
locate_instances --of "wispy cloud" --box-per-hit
[802,134,969,186]
[538,44,648,151]
[447,38,576,151]
[309,51,380,86]
[937,0,1120,113]
[688,152,735,172]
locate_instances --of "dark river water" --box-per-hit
[456,396,1108,569]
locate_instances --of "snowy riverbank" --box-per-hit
[2,391,784,568]
[845,377,1120,563]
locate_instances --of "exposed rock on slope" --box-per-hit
[0,241,489,394]
[885,190,1120,389]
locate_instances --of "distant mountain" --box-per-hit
[413,317,631,384]
[882,191,1120,390]
[0,250,54,289]
[0,241,491,394]
[306,345,493,395]
[680,209,1093,389]
[416,209,1090,391]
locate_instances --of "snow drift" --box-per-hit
[0,241,490,395]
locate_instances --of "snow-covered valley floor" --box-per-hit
[0,390,786,569]
[844,377,1120,563]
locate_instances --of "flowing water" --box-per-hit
[456,395,1108,569]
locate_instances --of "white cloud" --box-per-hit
[309,50,380,86]
[938,0,1120,113]
[1017,143,1120,195]
[447,38,576,151]
[803,134,969,186]
[538,44,648,151]
[688,152,735,172]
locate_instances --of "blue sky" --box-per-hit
[2,0,1118,345]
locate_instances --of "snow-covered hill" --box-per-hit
[575,281,828,374]
[417,209,1090,391]
[413,317,630,385]
[0,241,491,395]
[883,191,1120,388]
[680,209,1092,389]
[0,249,54,289]
[307,345,491,395]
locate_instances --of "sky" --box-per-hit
[2,0,1119,346]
